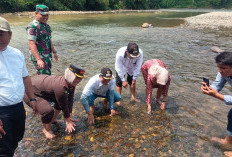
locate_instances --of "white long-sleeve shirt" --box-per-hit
[0,46,29,106]
[115,46,143,81]
[82,74,115,97]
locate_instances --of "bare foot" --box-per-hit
[115,101,121,105]
[147,105,151,114]
[110,109,119,116]
[160,103,165,110]
[131,98,141,103]
[224,151,232,157]
[211,137,232,150]
[212,137,232,144]
[43,129,56,139]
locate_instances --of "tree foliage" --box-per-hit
[0,0,231,13]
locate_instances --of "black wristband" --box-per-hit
[29,98,37,102]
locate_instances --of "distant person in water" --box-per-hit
[24,64,85,139]
[115,43,143,104]
[26,4,58,75]
[80,68,121,125]
[141,59,171,113]
[201,51,232,146]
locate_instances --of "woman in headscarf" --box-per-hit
[141,59,171,113]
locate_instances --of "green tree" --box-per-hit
[0,0,17,12]
[210,0,222,7]
[174,0,193,8]
[85,0,109,10]
[109,0,124,9]
[149,0,161,9]
[160,0,176,8]
[60,0,86,10]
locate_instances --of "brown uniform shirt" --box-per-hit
[31,75,75,118]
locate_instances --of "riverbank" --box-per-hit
[1,9,231,30]
[185,12,232,29]
[0,9,163,16]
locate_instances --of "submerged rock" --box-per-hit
[142,23,152,28]
[210,46,224,53]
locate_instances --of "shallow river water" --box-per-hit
[2,11,232,157]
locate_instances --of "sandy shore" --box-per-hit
[185,12,232,29]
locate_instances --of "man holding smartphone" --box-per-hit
[201,51,232,147]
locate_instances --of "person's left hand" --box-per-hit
[0,120,6,138]
[110,109,119,116]
[201,82,217,97]
[65,118,76,133]
[53,52,58,62]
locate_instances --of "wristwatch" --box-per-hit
[29,98,37,102]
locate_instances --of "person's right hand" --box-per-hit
[201,82,217,97]
[0,120,6,138]
[122,81,128,89]
[37,59,44,69]
[88,113,95,125]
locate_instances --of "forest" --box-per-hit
[0,0,232,13]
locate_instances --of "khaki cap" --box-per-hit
[0,17,11,32]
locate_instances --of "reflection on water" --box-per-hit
[3,11,232,156]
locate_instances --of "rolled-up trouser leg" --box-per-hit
[80,93,97,113]
[23,95,54,124]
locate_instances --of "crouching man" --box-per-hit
[80,68,121,125]
[201,51,232,147]
[24,64,85,139]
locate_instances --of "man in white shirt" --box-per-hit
[80,68,121,125]
[0,17,36,157]
[115,43,143,104]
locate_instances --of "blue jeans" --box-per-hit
[81,90,121,113]
[227,108,232,136]
[0,102,26,157]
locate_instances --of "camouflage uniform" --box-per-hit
[26,19,52,75]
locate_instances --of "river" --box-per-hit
[2,10,232,157]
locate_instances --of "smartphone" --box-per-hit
[203,77,209,86]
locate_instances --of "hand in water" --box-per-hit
[65,118,76,133]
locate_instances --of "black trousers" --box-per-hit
[0,102,26,157]
[115,72,133,87]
